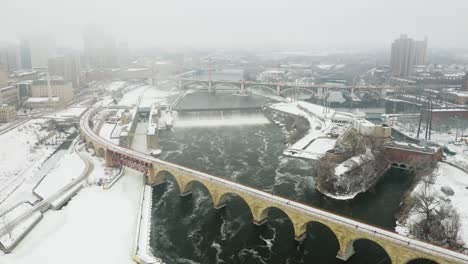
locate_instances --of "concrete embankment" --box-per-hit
[133,183,163,264]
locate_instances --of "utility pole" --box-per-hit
[424,99,431,141]
[416,100,424,139]
[428,99,433,140]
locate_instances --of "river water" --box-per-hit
[149,122,415,264]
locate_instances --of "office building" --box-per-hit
[0,105,16,122]
[21,35,56,69]
[0,44,20,72]
[390,34,428,78]
[0,66,8,86]
[413,38,428,65]
[20,39,32,69]
[48,53,81,88]
[17,80,33,102]
[31,77,74,105]
[83,27,118,69]
[0,85,19,107]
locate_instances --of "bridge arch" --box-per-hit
[247,85,278,95]
[299,221,341,261]
[339,237,391,263]
[255,206,309,239]
[183,81,209,90]
[280,87,317,97]
[211,82,241,91]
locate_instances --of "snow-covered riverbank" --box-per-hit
[396,162,468,250]
[269,101,352,160]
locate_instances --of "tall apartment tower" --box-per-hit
[413,37,428,65]
[390,34,428,78]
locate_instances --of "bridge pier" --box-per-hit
[253,217,268,226]
[336,239,355,261]
[293,222,307,242]
[276,85,281,95]
[240,82,246,94]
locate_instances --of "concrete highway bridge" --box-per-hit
[154,77,403,98]
[80,105,468,264]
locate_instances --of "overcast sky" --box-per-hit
[1,0,467,50]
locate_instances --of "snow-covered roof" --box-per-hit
[26,97,60,102]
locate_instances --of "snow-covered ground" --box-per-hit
[270,101,349,160]
[139,87,178,108]
[105,81,127,92]
[0,203,42,250]
[393,118,468,171]
[33,152,86,199]
[0,120,56,210]
[0,138,143,264]
[0,170,143,264]
[396,162,468,246]
[119,85,149,107]
[44,107,87,119]
[99,123,120,145]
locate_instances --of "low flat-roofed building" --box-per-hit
[25,96,60,108]
[0,85,19,107]
[352,118,392,138]
[0,104,16,122]
[447,91,468,105]
[31,78,74,104]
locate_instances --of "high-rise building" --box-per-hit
[0,66,8,87]
[413,37,428,66]
[48,53,81,88]
[463,72,468,91]
[83,26,118,69]
[390,34,428,77]
[20,39,32,69]
[0,44,20,72]
[21,35,56,69]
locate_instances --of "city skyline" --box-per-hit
[1,0,468,50]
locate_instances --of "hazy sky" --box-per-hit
[1,0,467,50]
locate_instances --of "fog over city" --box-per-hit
[2,1,468,264]
[1,0,468,49]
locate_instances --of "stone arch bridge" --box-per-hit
[80,106,468,264]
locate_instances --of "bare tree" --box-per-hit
[413,181,441,221]
[408,182,464,250]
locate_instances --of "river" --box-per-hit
[148,123,415,264]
